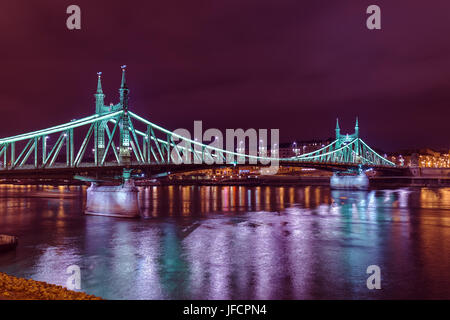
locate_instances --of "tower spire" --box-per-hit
[95,72,105,114]
[118,65,131,164]
[335,118,340,140]
[96,72,103,94]
[355,116,359,137]
[120,65,127,89]
[119,65,129,109]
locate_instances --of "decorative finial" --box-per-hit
[96,72,103,94]
[120,65,127,89]
[336,118,340,129]
[355,116,359,128]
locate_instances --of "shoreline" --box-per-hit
[141,176,450,188]
[1,175,450,188]
[0,272,102,300]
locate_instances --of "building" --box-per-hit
[388,148,450,168]
[276,138,334,159]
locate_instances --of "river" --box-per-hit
[0,184,449,299]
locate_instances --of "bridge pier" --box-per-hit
[330,171,369,190]
[85,169,140,218]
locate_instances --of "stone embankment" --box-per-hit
[0,235,18,252]
[0,272,102,300]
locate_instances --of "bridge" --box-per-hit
[0,66,398,217]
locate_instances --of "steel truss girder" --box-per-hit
[0,111,396,171]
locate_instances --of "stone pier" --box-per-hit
[330,172,369,190]
[85,170,140,218]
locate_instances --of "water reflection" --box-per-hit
[137,185,335,218]
[0,185,449,299]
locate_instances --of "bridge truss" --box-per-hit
[0,68,395,175]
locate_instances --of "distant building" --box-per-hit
[388,148,450,168]
[276,138,334,159]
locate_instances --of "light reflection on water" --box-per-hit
[0,184,449,299]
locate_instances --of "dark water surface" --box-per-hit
[0,184,449,299]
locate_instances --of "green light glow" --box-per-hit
[0,76,394,170]
[0,111,123,144]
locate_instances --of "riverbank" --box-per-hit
[3,175,450,188]
[139,176,450,188]
[0,272,102,300]
[0,235,18,253]
[370,176,450,187]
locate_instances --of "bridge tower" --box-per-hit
[335,118,341,148]
[118,65,131,164]
[330,116,368,190]
[334,117,361,160]
[85,66,138,217]
[95,72,107,163]
[354,117,359,158]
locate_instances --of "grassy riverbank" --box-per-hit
[0,272,101,300]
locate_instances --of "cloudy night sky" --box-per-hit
[0,0,449,152]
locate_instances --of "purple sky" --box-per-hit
[0,0,449,152]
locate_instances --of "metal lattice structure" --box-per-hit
[0,67,395,173]
[289,118,395,167]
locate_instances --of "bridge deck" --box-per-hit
[0,161,406,180]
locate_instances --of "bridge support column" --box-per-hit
[330,171,369,190]
[85,169,140,218]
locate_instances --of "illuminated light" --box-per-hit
[0,110,123,144]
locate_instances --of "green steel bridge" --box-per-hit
[0,67,398,181]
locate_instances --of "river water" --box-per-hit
[0,184,449,299]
